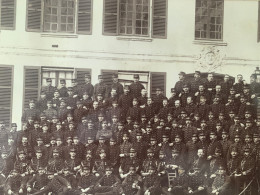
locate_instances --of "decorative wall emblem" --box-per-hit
[196,46,226,72]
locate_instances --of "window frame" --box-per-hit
[0,0,16,30]
[118,0,150,37]
[194,0,224,42]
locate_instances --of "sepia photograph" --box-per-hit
[0,0,259,194]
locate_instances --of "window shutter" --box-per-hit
[258,1,260,42]
[75,68,91,86]
[103,0,118,35]
[26,0,42,32]
[152,0,167,38]
[101,69,118,90]
[150,72,166,96]
[1,0,16,30]
[77,0,92,34]
[0,65,13,125]
[23,67,40,110]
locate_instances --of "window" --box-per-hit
[44,0,75,33]
[195,0,224,41]
[119,0,149,36]
[26,0,93,34]
[103,0,167,38]
[0,0,16,30]
[41,67,74,87]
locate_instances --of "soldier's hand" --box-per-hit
[179,93,182,97]
[210,174,216,178]
[188,190,193,193]
[235,94,240,98]
[21,173,25,177]
[198,186,204,191]
[8,190,12,195]
[95,173,100,177]
[158,143,162,147]
[119,154,125,157]
[251,94,256,99]
[246,102,251,105]
[73,95,78,98]
[68,185,72,189]
[168,188,172,192]
[195,92,199,96]
[207,156,212,160]
[27,187,32,192]
[19,188,23,194]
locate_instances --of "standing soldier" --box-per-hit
[220,74,233,96]
[175,71,188,95]
[36,91,48,112]
[43,101,58,121]
[153,88,167,113]
[80,74,94,98]
[41,78,57,100]
[129,74,145,98]
[190,71,204,93]
[22,99,40,123]
[59,79,68,98]
[94,75,108,100]
[71,78,81,98]
[0,121,8,148]
[111,73,124,97]
[179,84,193,107]
[127,98,142,122]
[168,88,180,108]
[66,87,78,111]
[118,86,133,121]
[234,74,245,95]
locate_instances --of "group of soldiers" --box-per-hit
[0,71,260,195]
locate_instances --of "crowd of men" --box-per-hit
[0,71,260,195]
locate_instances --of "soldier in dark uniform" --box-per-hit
[220,74,233,96]
[118,86,133,121]
[74,100,88,124]
[80,74,94,98]
[36,91,48,112]
[22,99,40,123]
[71,78,81,98]
[129,74,145,98]
[127,98,142,122]
[66,87,78,111]
[76,166,97,194]
[138,88,148,110]
[105,88,119,110]
[5,168,27,195]
[234,74,245,95]
[187,166,207,195]
[43,100,58,121]
[180,84,194,107]
[52,89,61,109]
[168,88,180,108]
[143,165,161,195]
[111,73,124,97]
[175,71,188,95]
[190,71,204,93]
[197,96,210,119]
[0,121,8,148]
[121,164,143,195]
[65,147,81,175]
[143,97,156,121]
[153,87,167,113]
[94,75,108,100]
[195,84,211,105]
[0,147,14,177]
[58,79,68,98]
[158,98,171,121]
[41,78,57,100]
[47,148,65,174]
[140,148,158,177]
[93,149,110,177]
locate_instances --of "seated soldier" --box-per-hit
[93,149,110,178]
[187,166,207,195]
[141,148,158,177]
[64,147,81,175]
[76,166,97,194]
[143,165,161,195]
[47,148,64,174]
[5,168,26,195]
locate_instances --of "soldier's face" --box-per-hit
[98,116,104,122]
[112,77,118,82]
[34,124,40,128]
[102,122,108,128]
[54,92,60,98]
[105,170,112,176]
[222,134,228,139]
[215,152,221,157]
[19,154,26,160]
[47,103,52,108]
[162,137,169,142]
[82,169,90,175]
[216,86,221,92]
[97,96,103,101]
[93,102,98,109]
[73,138,79,144]
[1,153,7,159]
[87,139,94,144]
[244,151,250,157]
[134,78,139,82]
[112,102,118,108]
[194,73,200,79]
[136,135,142,141]
[156,90,161,95]
[50,140,56,145]
[163,100,168,107]
[192,137,198,142]
[98,78,103,83]
[199,86,204,91]
[224,76,229,82]
[183,87,189,92]
[230,90,235,95]
[86,154,92,160]
[245,114,250,118]
[175,137,181,143]
[22,138,28,145]
[175,101,180,107]
[124,89,130,94]
[85,78,90,83]
[70,152,76,158]
[197,150,204,158]
[147,98,152,105]
[100,153,106,159]
[88,123,94,128]
[36,152,42,158]
[133,100,138,105]
[237,75,243,81]
[245,137,251,143]
[141,89,147,96]
[110,141,116,146]
[172,122,177,127]
[123,136,129,142]
[229,113,235,118]
[67,139,73,144]
[48,174,54,179]
[201,123,206,128]
[187,97,193,104]
[210,135,216,141]
[8,138,14,145]
[208,74,214,81]
[43,126,48,132]
[150,140,156,145]
[68,91,73,96]
[129,152,136,158]
[141,118,146,123]
[253,137,260,144]
[118,125,123,130]
[56,124,62,129]
[172,153,179,158]
[159,154,165,159]
[179,75,184,80]
[99,140,105,144]
[208,114,214,119]
[53,152,59,158]
[69,124,74,130]
[37,140,43,145]
[231,151,237,157]
[199,136,205,141]
[234,138,240,143]
[38,169,45,175]
[56,140,62,145]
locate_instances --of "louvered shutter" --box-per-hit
[103,0,118,35]
[77,0,92,34]
[1,0,16,30]
[258,1,260,42]
[26,0,42,32]
[0,66,13,125]
[23,67,40,110]
[101,70,117,91]
[152,0,167,38]
[150,72,166,96]
[75,68,91,86]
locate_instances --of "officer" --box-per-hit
[80,74,94,98]
[41,78,57,100]
[129,74,145,98]
[94,75,108,99]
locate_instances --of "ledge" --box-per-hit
[193,40,228,46]
[116,36,153,42]
[41,33,78,38]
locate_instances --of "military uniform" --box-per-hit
[129,75,145,98]
[41,79,57,100]
[94,77,108,99]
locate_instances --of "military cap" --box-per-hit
[46,78,52,82]
[244,147,250,152]
[194,113,200,117]
[34,120,40,124]
[162,134,169,138]
[133,74,139,79]
[29,99,36,104]
[36,137,43,141]
[35,149,43,153]
[183,84,189,88]
[88,119,93,123]
[222,130,228,134]
[60,79,66,84]
[245,120,252,124]
[38,166,45,170]
[112,100,118,104]
[230,87,236,91]
[66,136,73,140]
[243,85,250,89]
[98,75,104,79]
[42,122,48,127]
[218,165,225,171]
[83,91,90,95]
[245,134,252,138]
[198,132,205,136]
[60,99,66,103]
[172,148,180,154]
[56,121,62,125]
[71,79,77,83]
[159,150,165,155]
[8,135,14,140]
[81,116,87,120]
[171,88,176,93]
[209,131,216,135]
[234,116,240,119]
[50,136,56,141]
[180,110,187,114]
[84,74,91,78]
[73,135,79,139]
[102,120,108,124]
[54,89,59,93]
[67,87,73,91]
[231,147,238,152]
[99,149,106,154]
[156,88,162,91]
[110,137,116,142]
[122,132,129,137]
[133,98,139,102]
[98,113,104,117]
[67,113,73,117]
[99,136,105,140]
[146,124,152,128]
[141,114,147,118]
[53,148,60,153]
[76,100,83,105]
[47,171,55,175]
[175,134,182,139]
[192,133,198,137]
[200,119,206,123]
[56,137,62,141]
[129,148,136,153]
[234,134,240,138]
[97,93,103,97]
[195,71,201,75]
[111,115,118,119]
[68,121,75,125]
[11,123,17,127]
[134,121,140,125]
[178,71,186,76]
[87,136,94,140]
[160,119,165,122]
[105,166,113,171]
[245,110,252,114]
[253,133,259,138]
[70,148,76,152]
[82,166,91,171]
[18,150,25,155]
[167,113,173,117]
[52,115,58,119]
[219,112,225,116]
[40,91,47,95]
[118,122,124,126]
[136,131,142,136]
[185,117,191,121]
[112,74,118,78]
[150,136,156,141]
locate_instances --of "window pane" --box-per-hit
[59,72,65,78]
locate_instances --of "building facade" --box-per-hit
[0,0,259,127]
